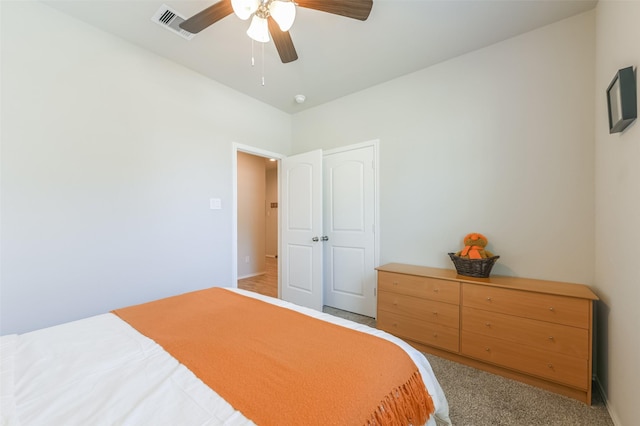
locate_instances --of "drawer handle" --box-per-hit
[486,297,492,302]
[432,311,438,316]
[547,363,554,369]
[548,336,554,341]
[393,281,399,286]
[485,322,491,327]
[392,322,398,327]
[433,288,439,293]
[549,306,555,311]
[433,333,438,338]
[393,301,398,306]
[484,347,490,352]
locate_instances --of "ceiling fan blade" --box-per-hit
[179,0,234,34]
[268,17,298,63]
[296,0,373,21]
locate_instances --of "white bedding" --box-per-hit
[1,288,451,426]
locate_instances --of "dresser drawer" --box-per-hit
[462,284,590,328]
[378,291,459,328]
[462,307,589,358]
[378,271,460,304]
[461,331,588,389]
[378,310,459,352]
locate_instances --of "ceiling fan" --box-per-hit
[179,0,373,63]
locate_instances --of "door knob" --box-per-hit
[312,237,319,242]
[321,236,329,241]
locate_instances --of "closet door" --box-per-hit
[280,150,323,311]
[323,145,376,317]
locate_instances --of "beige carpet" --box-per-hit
[425,353,612,426]
[323,306,613,426]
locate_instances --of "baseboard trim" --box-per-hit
[595,376,622,426]
[237,271,266,280]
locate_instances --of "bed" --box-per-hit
[1,288,451,426]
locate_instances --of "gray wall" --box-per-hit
[594,2,640,425]
[292,12,596,285]
[0,1,291,334]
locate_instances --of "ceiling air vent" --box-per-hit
[151,5,195,40]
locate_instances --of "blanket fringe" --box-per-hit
[365,370,435,426]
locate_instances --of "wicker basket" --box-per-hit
[448,253,500,278]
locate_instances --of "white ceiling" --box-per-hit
[43,0,597,114]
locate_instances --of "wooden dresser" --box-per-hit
[376,263,599,404]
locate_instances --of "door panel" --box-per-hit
[332,163,365,231]
[331,246,365,295]
[287,164,313,229]
[280,150,323,311]
[288,244,313,291]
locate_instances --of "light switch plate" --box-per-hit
[209,198,222,210]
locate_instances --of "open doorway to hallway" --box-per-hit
[236,151,278,298]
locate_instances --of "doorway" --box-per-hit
[233,144,283,298]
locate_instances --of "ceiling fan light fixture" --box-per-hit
[247,15,270,42]
[231,0,259,20]
[180,0,373,64]
[269,0,296,32]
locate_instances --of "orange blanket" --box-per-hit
[113,288,434,425]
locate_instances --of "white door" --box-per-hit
[280,150,323,311]
[323,146,376,317]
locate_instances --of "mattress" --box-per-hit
[1,288,451,426]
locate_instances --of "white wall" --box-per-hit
[0,1,291,334]
[293,11,596,285]
[237,152,266,278]
[594,1,640,425]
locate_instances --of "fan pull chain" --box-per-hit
[251,40,255,66]
[249,40,266,86]
[261,42,265,86]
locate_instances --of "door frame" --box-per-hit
[323,139,380,285]
[232,143,285,293]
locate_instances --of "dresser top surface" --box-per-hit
[376,263,599,300]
